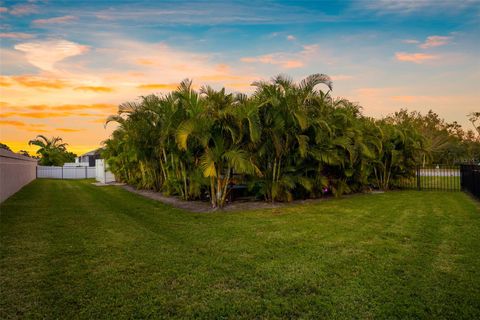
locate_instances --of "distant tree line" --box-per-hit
[101,74,479,207]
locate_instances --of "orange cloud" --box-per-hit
[26,128,49,133]
[14,111,72,118]
[0,7,7,13]
[25,105,48,111]
[0,32,34,39]
[198,74,251,82]
[128,71,145,77]
[52,103,116,111]
[391,95,417,103]
[0,76,12,87]
[33,15,76,25]
[1,104,117,118]
[74,86,114,92]
[283,60,303,68]
[11,75,69,89]
[136,58,155,65]
[0,120,26,127]
[90,118,108,124]
[56,128,83,132]
[0,112,18,118]
[137,83,178,90]
[215,64,230,73]
[395,52,438,63]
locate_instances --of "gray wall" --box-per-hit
[0,149,37,203]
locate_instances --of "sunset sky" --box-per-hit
[1,0,479,155]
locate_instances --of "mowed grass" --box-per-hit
[1,180,480,319]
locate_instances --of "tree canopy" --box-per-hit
[28,135,76,166]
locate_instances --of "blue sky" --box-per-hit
[1,0,479,153]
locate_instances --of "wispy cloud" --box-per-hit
[240,44,319,69]
[14,39,89,71]
[74,86,114,92]
[0,120,27,127]
[402,39,420,44]
[57,127,83,132]
[1,103,117,119]
[9,4,38,16]
[359,0,476,15]
[33,15,77,25]
[395,52,438,63]
[0,32,35,39]
[90,2,335,26]
[419,35,451,49]
[0,7,8,13]
[3,75,69,89]
[241,55,304,68]
[137,83,178,90]
[331,74,353,81]
[287,35,296,41]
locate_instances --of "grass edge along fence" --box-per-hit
[460,164,480,200]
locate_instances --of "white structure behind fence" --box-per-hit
[37,166,96,179]
[95,159,116,183]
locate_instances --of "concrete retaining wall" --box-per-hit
[0,149,37,203]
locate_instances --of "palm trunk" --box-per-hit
[210,177,216,208]
[219,166,231,208]
[271,159,277,203]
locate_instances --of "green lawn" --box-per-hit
[1,180,480,319]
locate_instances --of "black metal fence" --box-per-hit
[395,165,461,191]
[460,165,480,200]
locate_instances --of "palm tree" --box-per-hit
[176,85,260,208]
[251,74,334,201]
[28,135,71,166]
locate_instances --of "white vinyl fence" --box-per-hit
[95,159,116,183]
[37,166,96,179]
[1,149,37,203]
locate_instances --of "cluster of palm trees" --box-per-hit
[103,74,424,208]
